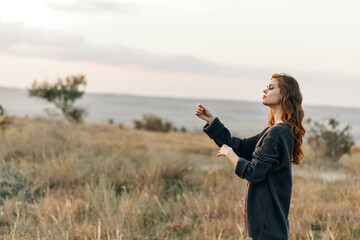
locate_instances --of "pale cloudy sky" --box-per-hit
[0,0,360,108]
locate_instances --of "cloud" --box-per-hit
[0,20,85,49]
[20,43,271,80]
[0,20,359,87]
[47,0,137,14]
[0,20,271,80]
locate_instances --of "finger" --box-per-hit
[198,103,205,109]
[195,110,204,115]
[196,106,203,111]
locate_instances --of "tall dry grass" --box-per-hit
[0,118,359,239]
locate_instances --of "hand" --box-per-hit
[195,103,215,124]
[217,144,234,157]
[217,144,239,167]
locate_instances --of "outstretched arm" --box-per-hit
[203,117,262,161]
[195,103,262,161]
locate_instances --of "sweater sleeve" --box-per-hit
[234,136,280,183]
[203,117,261,161]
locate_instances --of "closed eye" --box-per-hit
[267,84,275,90]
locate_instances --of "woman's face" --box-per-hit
[262,78,282,107]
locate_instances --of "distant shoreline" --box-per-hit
[1,86,359,111]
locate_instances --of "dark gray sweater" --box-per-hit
[203,117,294,240]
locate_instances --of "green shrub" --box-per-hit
[133,114,173,132]
[0,163,40,201]
[0,105,12,131]
[180,126,188,133]
[306,117,354,162]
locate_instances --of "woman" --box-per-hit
[195,73,305,240]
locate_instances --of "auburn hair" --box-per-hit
[268,73,305,165]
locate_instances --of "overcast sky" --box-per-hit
[0,0,360,108]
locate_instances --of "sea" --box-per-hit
[1,87,360,142]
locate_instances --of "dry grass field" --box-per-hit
[0,118,359,239]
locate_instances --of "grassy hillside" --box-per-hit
[0,118,359,239]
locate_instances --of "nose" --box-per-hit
[263,89,268,94]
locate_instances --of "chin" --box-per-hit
[262,101,271,107]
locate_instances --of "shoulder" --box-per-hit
[259,123,293,153]
[266,123,293,141]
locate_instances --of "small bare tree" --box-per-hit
[28,75,87,123]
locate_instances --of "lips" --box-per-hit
[262,95,266,99]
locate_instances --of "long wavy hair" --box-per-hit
[268,73,305,165]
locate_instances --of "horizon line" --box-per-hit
[1,85,359,111]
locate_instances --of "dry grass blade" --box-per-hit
[10,208,19,240]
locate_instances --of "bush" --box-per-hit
[306,117,355,162]
[180,126,188,133]
[0,105,12,131]
[133,114,173,132]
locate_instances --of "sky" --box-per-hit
[0,0,360,108]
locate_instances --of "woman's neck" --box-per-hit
[271,105,284,125]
